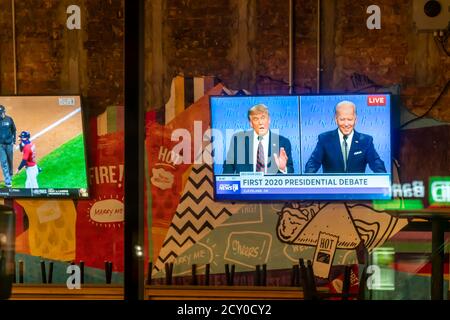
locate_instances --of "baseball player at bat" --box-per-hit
[15,131,39,188]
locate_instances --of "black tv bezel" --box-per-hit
[209,92,394,202]
[0,94,91,199]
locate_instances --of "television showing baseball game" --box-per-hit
[0,95,89,198]
[210,94,392,201]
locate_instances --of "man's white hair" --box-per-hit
[335,100,357,116]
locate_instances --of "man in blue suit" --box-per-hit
[222,103,294,174]
[304,100,386,174]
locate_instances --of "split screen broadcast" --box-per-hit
[211,94,392,201]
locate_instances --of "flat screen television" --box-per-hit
[210,94,392,201]
[0,95,89,198]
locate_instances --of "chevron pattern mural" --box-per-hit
[154,163,243,271]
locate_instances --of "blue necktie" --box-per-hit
[343,135,348,172]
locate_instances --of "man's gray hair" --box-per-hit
[248,103,269,120]
[335,100,357,116]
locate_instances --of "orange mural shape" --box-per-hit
[16,199,77,261]
[146,83,224,263]
[76,128,124,272]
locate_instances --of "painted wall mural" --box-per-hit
[13,106,125,281]
[150,77,411,281]
[14,199,77,261]
[8,75,448,286]
[152,159,407,280]
[75,126,124,272]
[146,78,226,263]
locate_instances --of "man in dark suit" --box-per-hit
[304,100,386,174]
[222,103,294,174]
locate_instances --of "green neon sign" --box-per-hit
[429,177,450,207]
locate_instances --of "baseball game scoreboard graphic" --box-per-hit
[210,94,392,201]
[0,95,89,198]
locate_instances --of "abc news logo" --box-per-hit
[218,183,239,192]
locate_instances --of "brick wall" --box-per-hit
[14,0,65,94]
[84,0,124,115]
[0,0,124,116]
[149,0,449,121]
[0,0,447,120]
[165,0,234,82]
[254,0,290,93]
[0,0,14,94]
[331,0,449,121]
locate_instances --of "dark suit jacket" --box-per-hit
[222,130,294,174]
[304,129,386,173]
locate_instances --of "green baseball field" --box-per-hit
[12,134,88,189]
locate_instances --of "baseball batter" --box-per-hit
[16,131,39,188]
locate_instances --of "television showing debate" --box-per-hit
[0,95,89,198]
[210,94,392,201]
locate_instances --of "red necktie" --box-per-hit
[256,136,265,172]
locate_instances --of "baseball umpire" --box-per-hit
[0,105,16,188]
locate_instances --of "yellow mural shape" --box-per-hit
[16,199,76,261]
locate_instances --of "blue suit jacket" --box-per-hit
[222,130,294,174]
[304,129,386,173]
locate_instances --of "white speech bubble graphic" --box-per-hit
[90,199,124,223]
[151,168,175,190]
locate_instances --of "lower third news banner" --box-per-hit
[215,172,391,201]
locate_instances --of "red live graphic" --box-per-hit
[367,95,386,106]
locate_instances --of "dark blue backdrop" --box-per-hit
[210,96,301,174]
[300,94,391,173]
